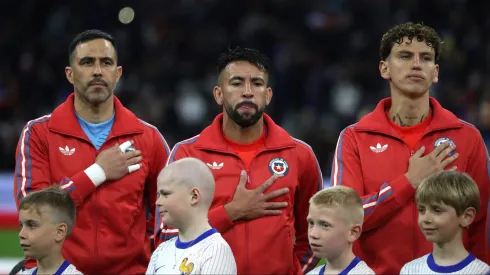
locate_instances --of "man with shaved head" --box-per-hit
[146,158,237,275]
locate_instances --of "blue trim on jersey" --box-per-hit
[319,257,361,275]
[362,183,389,204]
[339,257,361,275]
[334,128,347,186]
[16,117,51,201]
[139,119,171,156]
[32,260,71,275]
[293,138,324,191]
[319,264,325,275]
[427,253,475,273]
[300,247,313,266]
[175,228,217,249]
[168,137,198,164]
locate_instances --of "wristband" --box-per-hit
[84,163,107,187]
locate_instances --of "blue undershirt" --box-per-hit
[76,112,115,150]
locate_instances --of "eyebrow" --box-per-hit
[158,188,171,195]
[229,76,265,82]
[21,219,40,225]
[397,50,434,56]
[79,56,115,63]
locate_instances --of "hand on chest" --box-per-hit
[360,134,469,181]
[48,136,150,186]
[201,154,298,201]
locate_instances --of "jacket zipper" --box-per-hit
[361,128,425,260]
[244,155,258,275]
[94,147,99,273]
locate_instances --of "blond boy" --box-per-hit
[146,158,237,275]
[18,186,82,275]
[306,186,375,275]
[401,171,490,274]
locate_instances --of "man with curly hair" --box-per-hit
[331,22,489,274]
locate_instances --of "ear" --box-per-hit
[116,66,123,83]
[265,87,273,106]
[213,86,223,106]
[190,187,201,206]
[432,64,439,84]
[54,223,68,242]
[379,60,390,80]
[460,207,476,228]
[65,67,74,84]
[348,223,362,243]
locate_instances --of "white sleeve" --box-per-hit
[146,248,158,275]
[200,243,237,274]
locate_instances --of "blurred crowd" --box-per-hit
[1,0,489,176]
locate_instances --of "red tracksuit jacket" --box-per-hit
[331,97,490,274]
[154,113,323,274]
[13,93,170,275]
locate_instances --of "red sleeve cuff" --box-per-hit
[391,175,416,207]
[69,171,97,205]
[208,205,235,233]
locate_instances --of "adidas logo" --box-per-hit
[59,146,75,156]
[370,143,388,153]
[207,162,224,170]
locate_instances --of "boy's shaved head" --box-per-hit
[158,158,215,208]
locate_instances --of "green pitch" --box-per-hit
[0,230,23,258]
[318,258,325,266]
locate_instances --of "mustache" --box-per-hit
[235,101,258,110]
[88,78,108,86]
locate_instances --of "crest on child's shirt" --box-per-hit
[179,257,194,275]
[269,158,289,177]
[433,137,456,156]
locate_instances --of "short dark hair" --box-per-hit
[380,22,442,61]
[416,171,480,216]
[68,29,117,64]
[216,46,271,76]
[19,185,76,236]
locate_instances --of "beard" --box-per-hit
[224,101,264,128]
[77,78,112,106]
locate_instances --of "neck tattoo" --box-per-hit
[392,113,427,127]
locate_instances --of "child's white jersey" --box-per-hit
[20,260,83,275]
[146,228,237,275]
[401,253,490,274]
[307,257,375,275]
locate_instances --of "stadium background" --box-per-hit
[0,0,489,273]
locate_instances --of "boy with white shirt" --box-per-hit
[401,171,490,274]
[18,186,82,275]
[307,186,375,275]
[146,158,236,275]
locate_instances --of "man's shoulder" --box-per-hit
[291,137,314,152]
[173,135,201,149]
[457,119,484,138]
[21,114,52,134]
